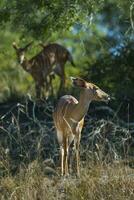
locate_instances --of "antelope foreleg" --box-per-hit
[60,146,64,176]
[63,137,69,176]
[74,136,81,177]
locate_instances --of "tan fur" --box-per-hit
[53,77,110,176]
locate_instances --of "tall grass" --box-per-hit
[0,161,134,200]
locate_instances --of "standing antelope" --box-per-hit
[53,77,110,177]
[13,42,75,98]
[39,42,75,92]
[12,41,55,99]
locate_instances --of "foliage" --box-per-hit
[85,40,134,98]
[0,1,134,117]
[0,0,134,38]
[0,29,35,102]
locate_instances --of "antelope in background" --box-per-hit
[39,42,75,93]
[53,77,110,177]
[13,41,53,99]
[13,42,75,98]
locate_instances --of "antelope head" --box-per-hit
[71,77,110,103]
[12,41,33,65]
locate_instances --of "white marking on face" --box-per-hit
[20,54,25,64]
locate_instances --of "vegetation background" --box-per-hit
[0,0,134,199]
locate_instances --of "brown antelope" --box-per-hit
[12,41,55,98]
[39,42,75,92]
[13,42,75,98]
[53,77,110,177]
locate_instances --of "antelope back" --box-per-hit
[39,43,70,64]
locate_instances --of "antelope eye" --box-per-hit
[93,87,98,92]
[93,87,97,94]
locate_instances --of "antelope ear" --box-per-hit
[12,42,18,50]
[70,77,87,88]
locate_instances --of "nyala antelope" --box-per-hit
[13,42,75,98]
[12,41,53,99]
[53,77,110,177]
[39,42,75,92]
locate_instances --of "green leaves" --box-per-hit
[0,0,133,38]
[0,0,103,37]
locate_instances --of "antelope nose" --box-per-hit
[107,95,111,101]
[103,94,110,102]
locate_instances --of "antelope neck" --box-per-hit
[72,89,91,122]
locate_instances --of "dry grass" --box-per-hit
[66,164,134,200]
[0,161,134,200]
